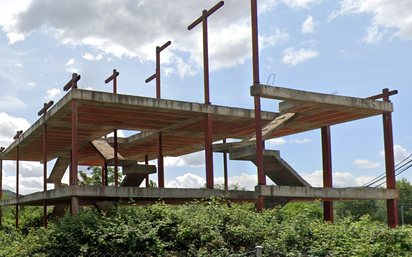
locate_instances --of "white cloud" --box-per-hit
[290,139,312,144]
[66,58,74,66]
[215,173,257,190]
[45,88,61,99]
[302,170,375,187]
[282,0,322,9]
[281,47,319,66]
[28,82,36,86]
[66,67,81,74]
[166,173,205,188]
[4,161,43,177]
[82,53,103,61]
[0,112,30,147]
[0,96,26,110]
[16,63,23,68]
[267,138,287,146]
[301,16,316,34]
[380,145,410,164]
[353,159,380,169]
[1,169,44,195]
[330,0,412,42]
[3,0,283,76]
[362,26,384,44]
[164,151,205,168]
[166,172,258,190]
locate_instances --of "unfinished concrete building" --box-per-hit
[0,0,399,228]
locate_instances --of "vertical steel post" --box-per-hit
[43,123,47,227]
[16,146,19,228]
[104,162,108,186]
[202,10,210,105]
[188,2,223,190]
[158,133,164,188]
[205,114,214,188]
[145,155,150,187]
[382,88,398,228]
[71,99,78,215]
[114,130,118,187]
[156,47,161,99]
[321,126,333,223]
[251,0,265,212]
[101,165,105,186]
[223,139,228,190]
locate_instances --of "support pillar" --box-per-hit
[43,123,48,227]
[71,100,78,215]
[382,89,398,228]
[104,162,108,186]
[101,165,105,186]
[251,0,265,212]
[145,155,150,187]
[158,133,164,188]
[321,126,333,223]
[114,130,118,187]
[223,139,228,190]
[16,146,19,228]
[205,114,214,189]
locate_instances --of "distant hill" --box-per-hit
[2,190,18,198]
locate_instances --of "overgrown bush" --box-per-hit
[1,199,412,256]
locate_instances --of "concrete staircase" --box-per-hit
[92,139,157,214]
[228,143,310,187]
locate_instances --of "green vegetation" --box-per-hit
[1,179,412,256]
[0,198,412,256]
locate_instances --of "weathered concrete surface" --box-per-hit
[243,113,297,142]
[121,163,156,187]
[0,89,279,167]
[229,144,310,187]
[0,186,258,206]
[255,185,398,200]
[251,85,393,113]
[92,138,124,160]
[47,157,71,184]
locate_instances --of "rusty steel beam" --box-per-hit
[321,126,333,223]
[13,130,23,140]
[16,146,19,228]
[104,162,108,186]
[71,100,78,188]
[250,0,265,212]
[250,0,260,85]
[188,1,224,104]
[381,88,398,228]
[38,101,54,116]
[223,139,228,190]
[114,130,118,187]
[101,165,105,186]
[158,133,164,188]
[367,89,398,100]
[145,41,171,99]
[63,73,81,91]
[105,69,119,94]
[43,123,48,227]
[188,1,224,30]
[188,2,224,190]
[145,155,150,188]
[205,114,214,189]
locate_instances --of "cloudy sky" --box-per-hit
[1,0,412,194]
